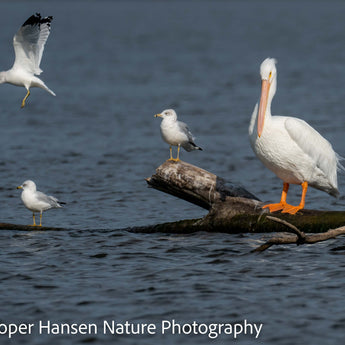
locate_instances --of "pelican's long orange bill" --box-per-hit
[257,79,270,137]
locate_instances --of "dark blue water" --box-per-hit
[0,1,345,344]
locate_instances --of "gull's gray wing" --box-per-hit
[178,120,203,151]
[12,13,53,75]
[36,191,62,208]
[178,120,195,142]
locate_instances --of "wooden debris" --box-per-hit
[252,216,345,252]
[146,160,259,210]
[146,160,345,234]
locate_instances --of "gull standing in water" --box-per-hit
[0,13,56,108]
[17,180,65,226]
[249,58,344,214]
[155,109,202,161]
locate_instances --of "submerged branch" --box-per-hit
[266,216,306,243]
[252,220,345,252]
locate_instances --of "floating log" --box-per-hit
[0,222,66,231]
[146,160,345,234]
[3,160,345,235]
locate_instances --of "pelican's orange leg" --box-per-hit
[262,182,289,212]
[282,181,308,215]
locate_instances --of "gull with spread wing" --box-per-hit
[0,13,56,108]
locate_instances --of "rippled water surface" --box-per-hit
[1,1,345,344]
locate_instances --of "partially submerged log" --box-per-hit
[3,160,345,238]
[146,160,345,234]
[0,223,66,231]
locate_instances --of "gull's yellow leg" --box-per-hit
[21,89,30,108]
[168,146,174,161]
[32,213,36,226]
[168,145,181,162]
[176,144,181,161]
[39,213,43,227]
[170,145,181,162]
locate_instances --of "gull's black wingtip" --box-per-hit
[41,16,53,25]
[22,13,53,27]
[189,141,203,151]
[22,13,41,26]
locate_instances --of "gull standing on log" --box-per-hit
[155,109,202,161]
[249,58,344,214]
[17,180,64,226]
[0,13,56,108]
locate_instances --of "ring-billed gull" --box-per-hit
[0,13,56,108]
[155,109,202,161]
[17,180,65,227]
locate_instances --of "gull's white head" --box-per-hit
[257,58,278,137]
[17,180,37,192]
[154,109,177,121]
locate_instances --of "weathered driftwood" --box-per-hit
[252,216,345,252]
[146,160,259,209]
[146,160,345,234]
[3,160,345,237]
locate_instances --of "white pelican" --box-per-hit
[17,180,65,226]
[249,58,343,214]
[155,109,202,161]
[0,13,56,108]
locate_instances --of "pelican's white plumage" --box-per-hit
[17,180,64,226]
[0,13,55,108]
[155,109,202,161]
[249,58,343,214]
